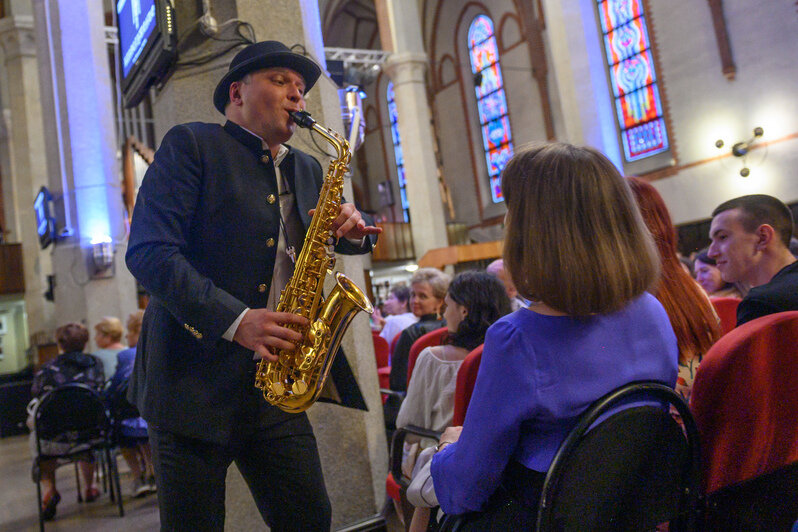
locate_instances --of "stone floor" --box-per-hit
[0,434,160,531]
[0,434,402,531]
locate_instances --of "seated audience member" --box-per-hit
[27,322,105,520]
[486,258,527,311]
[385,268,451,430]
[428,143,678,528]
[397,270,510,530]
[397,270,510,433]
[106,310,155,497]
[92,316,126,377]
[628,178,722,407]
[693,248,744,299]
[708,194,798,326]
[377,285,418,345]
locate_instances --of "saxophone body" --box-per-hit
[254,110,373,413]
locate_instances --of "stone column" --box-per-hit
[0,11,54,342]
[150,1,388,528]
[379,0,449,259]
[31,0,137,346]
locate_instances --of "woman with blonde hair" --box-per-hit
[429,143,678,528]
[93,316,126,377]
[385,267,451,431]
[627,178,723,405]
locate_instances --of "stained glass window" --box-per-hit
[387,82,410,222]
[468,15,512,203]
[597,0,669,162]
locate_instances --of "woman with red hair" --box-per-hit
[627,177,723,405]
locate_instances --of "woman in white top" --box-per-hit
[396,270,510,530]
[396,271,511,441]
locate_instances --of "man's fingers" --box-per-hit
[270,312,309,327]
[266,323,304,343]
[361,225,383,235]
[264,336,300,352]
[336,217,358,238]
[252,345,277,361]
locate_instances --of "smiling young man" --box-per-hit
[708,194,798,326]
[126,41,380,531]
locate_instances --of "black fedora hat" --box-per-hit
[213,41,322,114]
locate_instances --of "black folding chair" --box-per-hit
[33,383,124,530]
[535,381,702,531]
[438,381,702,531]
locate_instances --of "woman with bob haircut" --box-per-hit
[627,177,723,406]
[429,143,678,528]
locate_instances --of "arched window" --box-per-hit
[386,81,410,222]
[468,14,513,203]
[597,0,669,162]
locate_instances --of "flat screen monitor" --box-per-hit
[34,186,56,249]
[117,0,177,108]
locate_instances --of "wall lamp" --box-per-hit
[715,127,764,177]
[89,235,114,278]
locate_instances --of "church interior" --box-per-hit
[1,0,797,529]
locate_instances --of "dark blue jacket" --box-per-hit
[126,121,373,444]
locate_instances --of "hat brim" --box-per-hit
[213,52,322,114]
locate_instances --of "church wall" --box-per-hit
[645,0,798,225]
[425,0,552,233]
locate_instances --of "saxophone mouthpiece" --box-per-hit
[289,110,316,129]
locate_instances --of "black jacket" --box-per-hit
[126,121,374,444]
[737,261,798,326]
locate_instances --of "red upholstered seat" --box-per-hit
[389,333,401,362]
[710,296,741,335]
[385,472,401,504]
[690,311,798,494]
[452,345,483,426]
[406,327,448,386]
[372,332,390,368]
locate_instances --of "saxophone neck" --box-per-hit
[290,110,350,162]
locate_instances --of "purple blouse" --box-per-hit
[430,293,678,515]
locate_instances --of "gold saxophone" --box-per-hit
[254,110,374,413]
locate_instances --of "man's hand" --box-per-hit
[233,309,309,362]
[309,203,382,240]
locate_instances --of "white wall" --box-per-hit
[646,0,798,223]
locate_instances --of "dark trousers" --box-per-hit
[149,416,331,532]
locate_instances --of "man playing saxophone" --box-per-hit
[125,40,380,531]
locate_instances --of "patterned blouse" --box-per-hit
[31,351,106,399]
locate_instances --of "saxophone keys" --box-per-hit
[292,380,308,395]
[297,346,315,371]
[271,381,286,396]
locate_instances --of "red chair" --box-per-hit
[389,333,401,362]
[452,345,483,426]
[406,327,448,386]
[372,332,390,368]
[690,311,798,528]
[710,296,741,335]
[373,333,392,403]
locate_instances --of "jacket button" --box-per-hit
[261,154,269,164]
[258,284,267,293]
[267,194,276,204]
[266,238,275,247]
